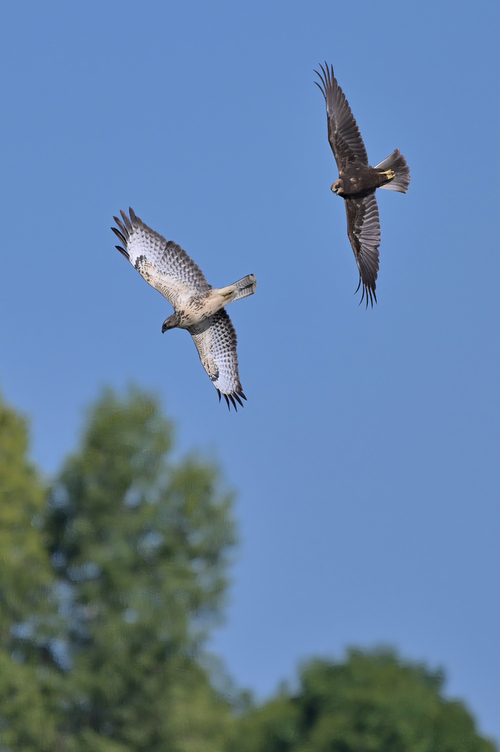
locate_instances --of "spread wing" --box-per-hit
[189,309,246,411]
[112,208,210,310]
[315,63,369,173]
[345,191,380,307]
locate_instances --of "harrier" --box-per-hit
[315,63,410,306]
[112,208,256,410]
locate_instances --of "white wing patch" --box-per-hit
[189,310,246,411]
[112,208,210,310]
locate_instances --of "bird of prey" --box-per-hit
[112,208,256,411]
[315,63,410,306]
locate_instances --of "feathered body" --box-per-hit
[112,208,256,410]
[315,63,410,306]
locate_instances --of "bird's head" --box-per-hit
[331,178,344,195]
[162,312,181,333]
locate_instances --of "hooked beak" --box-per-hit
[331,179,342,195]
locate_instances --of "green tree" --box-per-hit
[234,648,497,752]
[1,385,497,752]
[0,390,62,751]
[44,386,237,751]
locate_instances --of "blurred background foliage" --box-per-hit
[0,388,496,751]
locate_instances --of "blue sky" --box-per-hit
[1,0,499,742]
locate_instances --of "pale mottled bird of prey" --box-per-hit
[112,208,256,411]
[315,63,410,307]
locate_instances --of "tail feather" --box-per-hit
[375,149,410,193]
[230,274,257,301]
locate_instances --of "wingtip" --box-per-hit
[217,388,246,412]
[115,245,130,260]
[111,218,130,259]
[120,209,132,231]
[356,280,377,309]
[111,226,126,242]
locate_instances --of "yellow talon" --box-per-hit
[380,169,395,180]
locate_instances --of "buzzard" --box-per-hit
[112,208,256,411]
[315,63,410,306]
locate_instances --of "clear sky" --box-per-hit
[1,0,499,742]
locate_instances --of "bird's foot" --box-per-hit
[379,169,395,180]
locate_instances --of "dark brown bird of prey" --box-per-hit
[315,63,410,306]
[112,208,256,411]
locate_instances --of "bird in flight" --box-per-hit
[112,208,256,410]
[315,63,410,306]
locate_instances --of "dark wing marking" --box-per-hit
[344,192,380,308]
[189,310,246,411]
[112,208,210,310]
[315,63,369,173]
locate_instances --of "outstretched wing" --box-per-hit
[112,208,210,310]
[189,309,246,411]
[315,63,369,173]
[344,191,380,307]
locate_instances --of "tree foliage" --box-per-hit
[0,387,497,752]
[0,393,52,631]
[0,391,61,750]
[234,648,497,752]
[44,386,237,750]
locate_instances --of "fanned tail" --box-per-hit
[375,149,410,193]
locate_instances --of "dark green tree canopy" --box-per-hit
[0,393,52,630]
[0,392,61,751]
[43,386,237,750]
[234,648,497,752]
[0,387,497,752]
[46,387,235,644]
